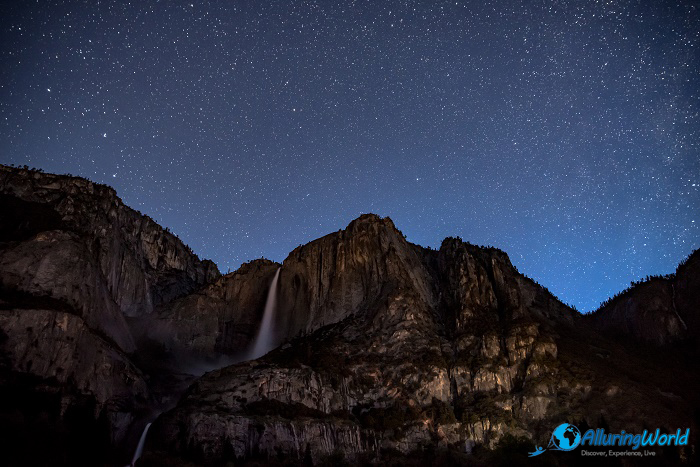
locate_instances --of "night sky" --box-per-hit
[2,0,698,312]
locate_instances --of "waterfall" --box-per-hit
[130,422,151,467]
[671,283,688,331]
[249,268,281,359]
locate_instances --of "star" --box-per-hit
[1,0,697,312]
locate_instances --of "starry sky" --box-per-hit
[2,0,698,311]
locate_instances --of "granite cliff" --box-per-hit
[0,166,219,463]
[587,250,700,345]
[0,165,697,466]
[145,217,699,465]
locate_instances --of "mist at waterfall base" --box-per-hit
[176,267,283,376]
[123,269,283,464]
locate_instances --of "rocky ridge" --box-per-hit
[587,249,700,345]
[147,216,699,465]
[0,166,219,463]
[0,165,697,465]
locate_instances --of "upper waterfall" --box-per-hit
[248,267,281,359]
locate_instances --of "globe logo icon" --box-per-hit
[550,423,582,451]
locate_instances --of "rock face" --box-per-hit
[588,249,700,345]
[136,259,280,358]
[1,166,698,465]
[0,167,219,324]
[0,303,149,445]
[147,216,699,464]
[0,166,220,463]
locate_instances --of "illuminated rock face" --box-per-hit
[146,214,575,463]
[148,214,698,464]
[0,165,697,465]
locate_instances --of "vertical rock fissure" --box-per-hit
[481,258,512,366]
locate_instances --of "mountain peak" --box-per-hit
[346,213,399,232]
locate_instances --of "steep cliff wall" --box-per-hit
[136,259,279,357]
[588,249,699,345]
[0,166,219,325]
[147,214,578,361]
[153,217,672,464]
[147,215,435,358]
[276,214,437,339]
[0,166,220,461]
